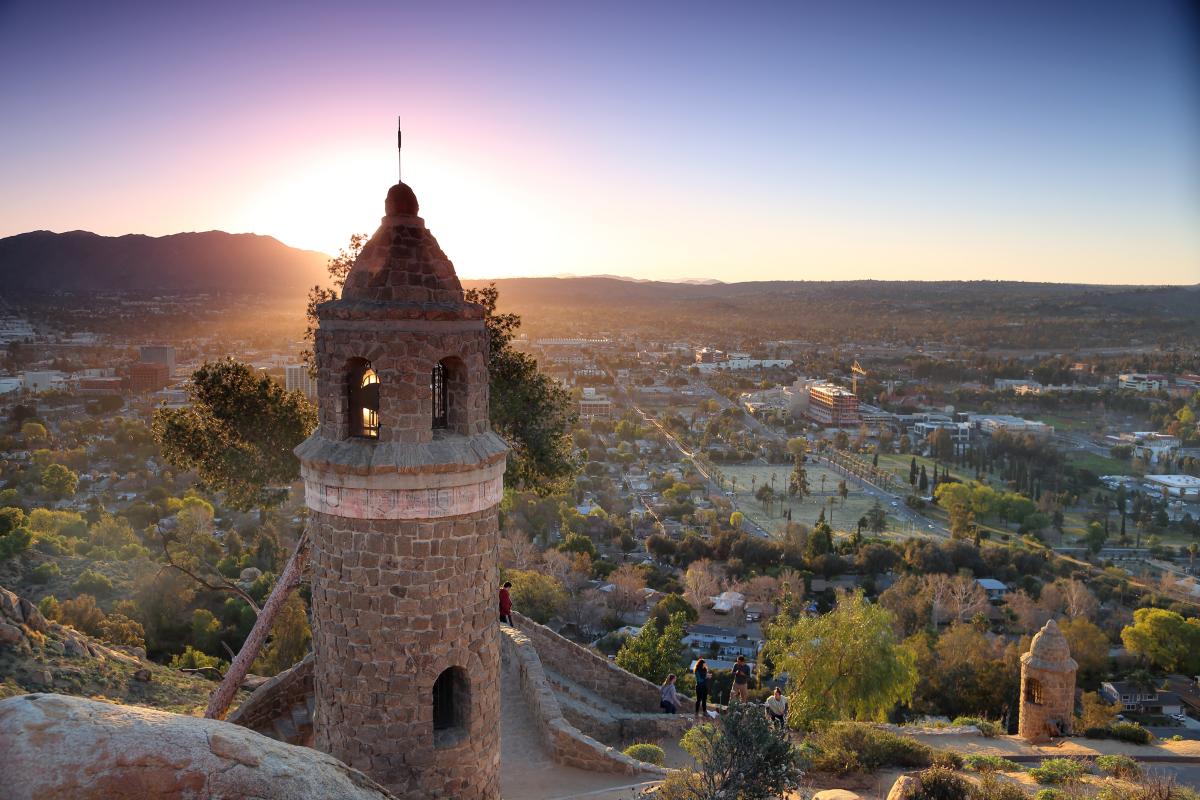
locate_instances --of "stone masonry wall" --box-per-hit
[500,626,666,776]
[228,654,314,745]
[311,507,500,799]
[511,613,691,713]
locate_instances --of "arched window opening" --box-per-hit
[348,359,380,439]
[432,666,469,747]
[1024,677,1043,706]
[431,361,448,430]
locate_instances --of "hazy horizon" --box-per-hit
[2,1,1198,285]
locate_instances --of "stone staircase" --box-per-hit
[543,666,687,746]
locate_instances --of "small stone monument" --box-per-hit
[1017,618,1077,742]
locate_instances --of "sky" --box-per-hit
[1,1,1197,284]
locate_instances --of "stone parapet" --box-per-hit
[229,654,315,745]
[500,625,667,776]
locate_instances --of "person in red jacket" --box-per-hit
[499,581,513,625]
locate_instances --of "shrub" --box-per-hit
[1029,758,1087,785]
[964,754,1022,773]
[972,775,1027,800]
[930,749,963,770]
[98,613,145,649]
[805,722,939,775]
[1034,791,1064,800]
[73,568,114,596]
[623,743,665,766]
[913,766,970,800]
[952,716,1001,737]
[169,646,226,674]
[37,594,59,620]
[29,561,60,584]
[1109,721,1153,744]
[0,526,32,560]
[1094,754,1139,779]
[58,594,105,636]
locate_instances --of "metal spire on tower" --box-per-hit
[397,116,402,181]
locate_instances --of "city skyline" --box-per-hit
[1,0,1198,285]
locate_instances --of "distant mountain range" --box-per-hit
[0,230,329,295]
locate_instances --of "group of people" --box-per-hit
[501,584,789,730]
[658,655,789,729]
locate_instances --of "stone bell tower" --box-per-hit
[296,132,506,798]
[1017,618,1077,742]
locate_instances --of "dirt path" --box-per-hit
[499,658,660,800]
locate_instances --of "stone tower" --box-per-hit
[1017,618,1077,742]
[296,165,507,798]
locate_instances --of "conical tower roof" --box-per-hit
[324,181,481,321]
[1021,618,1078,672]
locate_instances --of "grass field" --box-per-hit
[874,453,979,488]
[1066,451,1132,476]
[720,463,909,537]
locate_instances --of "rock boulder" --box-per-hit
[0,693,397,800]
[886,775,921,800]
[813,791,864,800]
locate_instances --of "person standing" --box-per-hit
[499,581,513,625]
[765,687,788,729]
[660,674,679,714]
[693,659,709,718]
[731,655,751,703]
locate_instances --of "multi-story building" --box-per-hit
[974,414,1053,439]
[1119,373,1169,392]
[695,347,728,364]
[285,364,318,401]
[139,345,176,376]
[578,387,612,419]
[807,382,860,427]
[129,361,170,394]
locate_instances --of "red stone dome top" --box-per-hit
[1022,618,1078,672]
[337,183,468,309]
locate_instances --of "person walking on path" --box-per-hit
[693,659,709,718]
[499,581,513,625]
[660,674,679,714]
[731,655,751,703]
[765,687,788,729]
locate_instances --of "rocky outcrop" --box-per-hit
[0,693,397,800]
[813,791,864,800]
[886,775,921,800]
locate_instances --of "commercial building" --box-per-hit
[974,414,1053,439]
[1119,373,1169,393]
[806,382,860,427]
[78,377,124,396]
[285,364,317,401]
[1144,475,1200,499]
[139,345,176,376]
[578,387,612,419]
[21,371,65,393]
[129,361,170,394]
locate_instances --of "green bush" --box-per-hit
[972,775,1027,800]
[1094,754,1139,779]
[0,526,32,560]
[1029,758,1087,785]
[913,766,970,800]
[73,568,114,596]
[964,754,1022,773]
[805,722,941,775]
[169,646,227,674]
[622,743,665,766]
[952,716,1001,737]
[1109,721,1152,744]
[29,561,60,584]
[1034,791,1064,800]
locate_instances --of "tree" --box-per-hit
[0,507,31,560]
[153,359,316,512]
[41,463,78,498]
[651,594,699,629]
[1084,521,1107,554]
[1121,608,1200,674]
[607,564,647,615]
[302,233,365,375]
[684,559,723,610]
[909,457,919,487]
[833,430,850,451]
[251,593,312,676]
[928,429,954,462]
[661,703,803,800]
[766,590,917,728]
[615,612,688,686]
[788,456,809,501]
[918,465,929,493]
[466,284,579,495]
[1078,691,1120,730]
[506,569,568,624]
[1059,617,1109,684]
[864,499,888,535]
[927,574,989,627]
[729,511,743,530]
[838,479,849,506]
[20,421,48,447]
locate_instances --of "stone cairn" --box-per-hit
[296,171,507,798]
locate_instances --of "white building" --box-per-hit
[1144,475,1200,499]
[285,364,317,401]
[973,414,1053,439]
[1119,373,1170,392]
[21,371,66,393]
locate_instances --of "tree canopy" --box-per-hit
[153,359,316,511]
[766,590,917,728]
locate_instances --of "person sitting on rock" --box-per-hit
[660,674,679,714]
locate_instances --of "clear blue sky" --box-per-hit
[1,0,1197,283]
